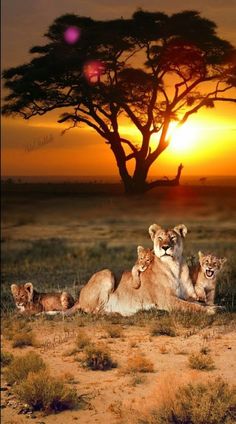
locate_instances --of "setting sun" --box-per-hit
[167,122,199,153]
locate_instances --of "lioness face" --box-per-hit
[11,283,34,310]
[149,224,188,261]
[199,252,226,280]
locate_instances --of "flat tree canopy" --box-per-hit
[2,10,236,193]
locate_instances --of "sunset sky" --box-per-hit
[2,0,236,179]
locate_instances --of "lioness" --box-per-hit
[190,251,227,305]
[131,246,154,289]
[65,224,216,316]
[11,282,74,314]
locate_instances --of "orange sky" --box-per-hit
[2,0,236,179]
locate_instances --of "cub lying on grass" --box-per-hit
[11,282,74,314]
[190,252,227,305]
[131,246,154,289]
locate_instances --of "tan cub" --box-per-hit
[11,282,74,314]
[190,252,227,305]
[131,246,154,289]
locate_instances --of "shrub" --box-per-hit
[1,350,14,367]
[15,370,78,413]
[5,352,46,384]
[84,344,117,371]
[151,317,176,337]
[125,353,154,374]
[12,332,36,348]
[188,352,215,371]
[141,377,236,424]
[75,331,91,350]
[105,324,123,338]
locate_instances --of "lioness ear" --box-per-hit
[173,224,188,238]
[198,251,203,260]
[11,284,18,295]
[24,282,34,301]
[220,257,227,267]
[149,224,162,241]
[137,245,145,256]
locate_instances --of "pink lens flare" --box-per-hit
[83,60,105,83]
[64,26,81,44]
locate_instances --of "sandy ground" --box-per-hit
[1,318,236,424]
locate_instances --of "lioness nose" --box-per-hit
[162,245,170,252]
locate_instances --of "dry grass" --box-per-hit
[1,350,14,367]
[151,316,177,337]
[125,352,154,374]
[12,331,36,348]
[5,351,46,384]
[75,330,91,350]
[15,370,78,413]
[104,324,123,339]
[140,377,236,424]
[84,344,117,371]
[188,352,215,371]
[158,344,169,354]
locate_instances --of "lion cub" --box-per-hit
[11,282,74,314]
[190,252,227,305]
[131,246,154,289]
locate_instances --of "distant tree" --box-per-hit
[2,10,236,193]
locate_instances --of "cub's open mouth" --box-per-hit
[205,269,214,278]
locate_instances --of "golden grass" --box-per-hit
[5,351,46,384]
[12,331,36,348]
[124,352,154,374]
[15,370,78,413]
[84,343,117,371]
[139,377,236,424]
[188,352,215,371]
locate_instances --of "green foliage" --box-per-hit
[5,352,46,384]
[188,352,215,371]
[141,377,236,424]
[15,370,78,413]
[84,344,117,371]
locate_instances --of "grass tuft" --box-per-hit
[84,344,117,371]
[12,331,36,348]
[188,352,215,371]
[75,331,91,350]
[15,370,78,413]
[1,350,14,367]
[125,352,154,374]
[5,351,46,384]
[151,316,176,337]
[140,377,236,424]
[105,324,123,338]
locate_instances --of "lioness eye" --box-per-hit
[158,237,162,241]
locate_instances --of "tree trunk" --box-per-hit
[123,163,184,194]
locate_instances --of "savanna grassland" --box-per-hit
[1,182,236,423]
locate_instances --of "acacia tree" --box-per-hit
[2,10,236,193]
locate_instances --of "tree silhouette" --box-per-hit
[2,10,236,193]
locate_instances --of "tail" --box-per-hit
[62,300,81,317]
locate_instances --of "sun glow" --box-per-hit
[167,121,200,153]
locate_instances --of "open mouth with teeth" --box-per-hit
[205,269,215,279]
